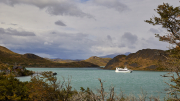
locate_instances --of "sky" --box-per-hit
[0,0,179,59]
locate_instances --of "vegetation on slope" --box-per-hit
[45,58,80,63]
[46,56,111,67]
[104,49,168,71]
[84,56,112,66]
[0,46,99,67]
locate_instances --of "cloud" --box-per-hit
[5,31,95,59]
[121,32,138,44]
[10,23,17,26]
[119,32,138,49]
[55,20,66,26]
[92,0,129,12]
[141,37,169,50]
[80,0,89,3]
[0,28,36,36]
[1,22,5,24]
[118,44,125,48]
[107,35,112,42]
[0,0,92,17]
[149,28,161,34]
[0,0,178,59]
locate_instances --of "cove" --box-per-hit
[16,68,171,99]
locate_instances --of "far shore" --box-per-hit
[25,67,170,72]
[25,67,100,68]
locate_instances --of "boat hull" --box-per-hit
[115,70,132,73]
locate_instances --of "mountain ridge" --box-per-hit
[100,52,131,58]
[0,46,99,67]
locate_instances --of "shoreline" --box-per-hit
[25,67,170,72]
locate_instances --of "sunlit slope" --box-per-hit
[84,56,111,66]
[104,49,168,71]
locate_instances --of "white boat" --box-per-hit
[115,66,133,73]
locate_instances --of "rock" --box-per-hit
[104,55,126,69]
[125,49,167,61]
[129,63,140,68]
[146,65,157,69]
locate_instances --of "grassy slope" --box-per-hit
[104,49,167,71]
[84,56,112,66]
[46,58,78,63]
[105,56,163,70]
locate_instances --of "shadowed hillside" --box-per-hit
[47,56,111,66]
[0,46,99,67]
[46,58,80,63]
[104,49,168,71]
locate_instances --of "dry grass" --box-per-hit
[108,57,164,71]
[85,56,112,66]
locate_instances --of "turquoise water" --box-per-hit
[16,68,171,99]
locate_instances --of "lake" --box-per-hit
[17,68,171,99]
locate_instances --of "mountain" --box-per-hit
[0,46,99,67]
[100,52,131,58]
[104,49,168,71]
[84,56,111,66]
[47,56,111,66]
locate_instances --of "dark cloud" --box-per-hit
[0,0,93,18]
[55,20,66,26]
[0,28,36,36]
[51,32,56,34]
[92,0,129,12]
[121,32,138,44]
[11,45,91,59]
[149,28,160,33]
[3,31,94,59]
[107,35,112,41]
[118,32,138,49]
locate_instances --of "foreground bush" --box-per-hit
[0,74,29,100]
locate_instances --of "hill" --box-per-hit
[46,58,81,63]
[104,49,168,71]
[84,56,111,66]
[0,46,99,67]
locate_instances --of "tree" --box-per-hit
[0,74,29,100]
[0,62,8,72]
[145,3,180,100]
[145,3,180,46]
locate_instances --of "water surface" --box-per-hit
[17,68,171,99]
